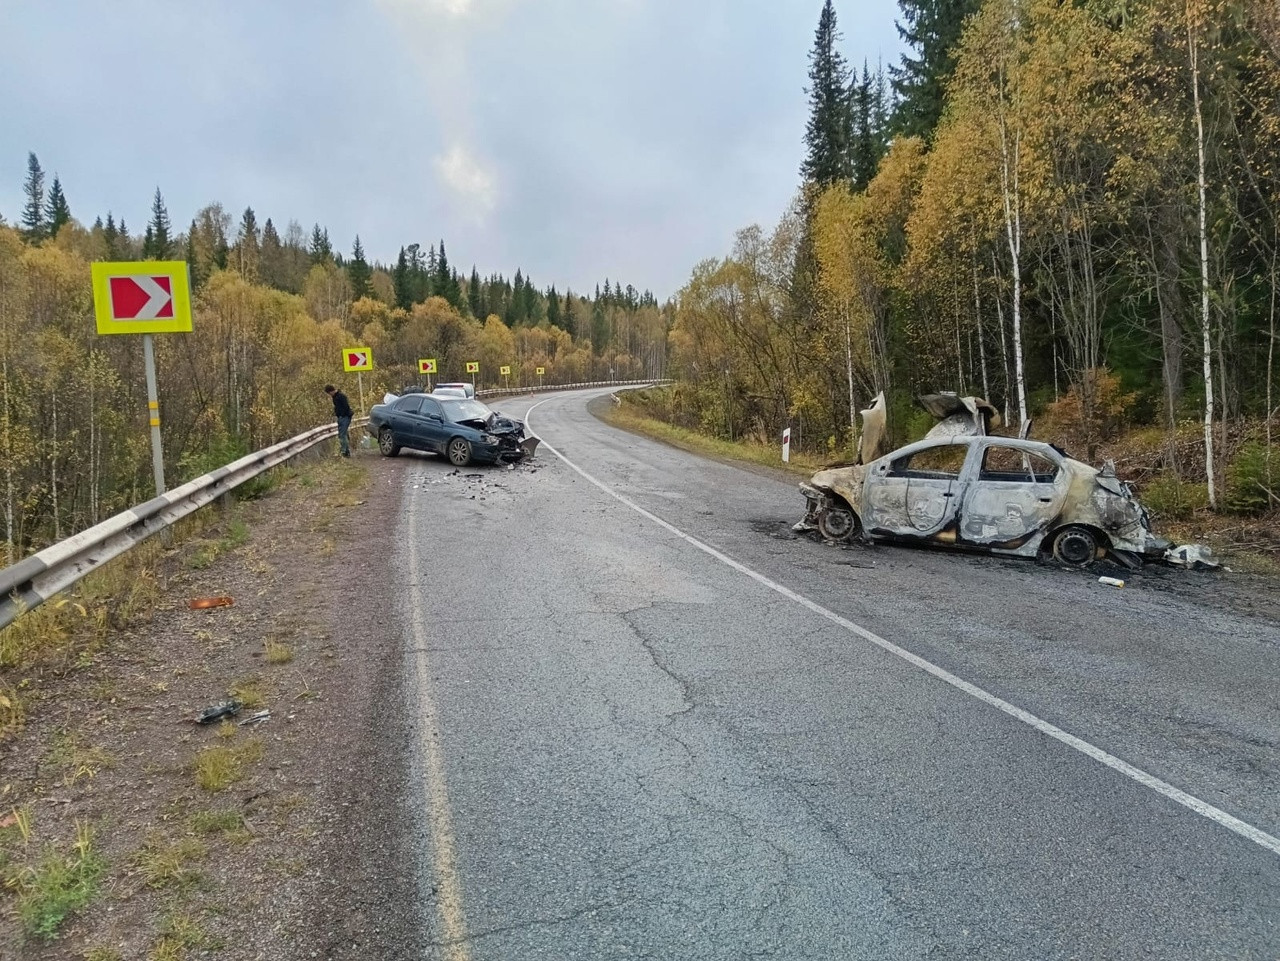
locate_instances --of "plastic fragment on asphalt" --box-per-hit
[1098,576,1125,588]
[1164,544,1220,569]
[189,596,234,610]
[196,700,242,724]
[238,709,271,728]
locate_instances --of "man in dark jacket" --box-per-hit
[324,385,353,457]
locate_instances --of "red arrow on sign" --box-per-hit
[109,275,174,320]
[347,351,367,367]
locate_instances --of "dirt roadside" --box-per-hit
[0,451,423,960]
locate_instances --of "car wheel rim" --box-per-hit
[379,430,393,454]
[1055,529,1096,566]
[819,508,856,541]
[449,441,469,465]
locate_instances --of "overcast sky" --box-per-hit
[0,0,903,298]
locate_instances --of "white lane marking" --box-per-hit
[525,397,1280,859]
[407,497,473,958]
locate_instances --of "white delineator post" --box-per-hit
[143,333,165,495]
[782,427,792,463]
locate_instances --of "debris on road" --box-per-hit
[195,700,242,724]
[238,709,272,728]
[1163,544,1220,570]
[1098,576,1126,588]
[190,596,235,609]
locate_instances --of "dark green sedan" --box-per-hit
[368,394,530,466]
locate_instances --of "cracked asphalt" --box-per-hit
[378,387,1280,960]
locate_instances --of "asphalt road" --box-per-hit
[384,387,1280,960]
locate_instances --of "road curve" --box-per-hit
[384,386,1279,961]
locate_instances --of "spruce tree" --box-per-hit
[104,213,120,259]
[260,218,285,289]
[349,235,372,299]
[890,0,980,139]
[235,207,261,279]
[309,224,332,264]
[468,266,482,316]
[393,247,412,310]
[850,62,889,190]
[21,152,47,242]
[144,188,172,258]
[44,175,71,237]
[546,285,561,327]
[801,0,854,187]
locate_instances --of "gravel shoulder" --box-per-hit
[0,450,421,959]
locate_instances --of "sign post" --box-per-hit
[343,347,374,414]
[536,366,545,389]
[500,365,511,391]
[466,361,479,392]
[419,358,437,392]
[782,427,791,464]
[91,261,193,497]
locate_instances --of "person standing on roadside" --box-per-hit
[325,384,353,457]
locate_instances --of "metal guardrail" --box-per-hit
[0,421,352,632]
[477,379,667,399]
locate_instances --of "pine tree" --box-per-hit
[259,218,285,289]
[563,289,577,337]
[144,188,172,258]
[185,229,201,288]
[21,152,47,242]
[890,0,980,139]
[802,0,854,187]
[44,175,71,237]
[349,235,372,299]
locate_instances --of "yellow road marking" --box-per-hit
[407,507,472,958]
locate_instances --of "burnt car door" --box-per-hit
[959,442,1066,551]
[416,396,449,453]
[862,440,969,540]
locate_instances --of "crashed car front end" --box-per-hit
[1063,462,1171,562]
[458,413,529,464]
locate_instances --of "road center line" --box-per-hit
[406,496,473,959]
[525,396,1280,859]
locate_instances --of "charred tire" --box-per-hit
[378,427,400,457]
[447,437,473,467]
[1051,525,1100,567]
[818,504,861,543]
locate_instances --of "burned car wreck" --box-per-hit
[796,393,1180,569]
[369,393,538,466]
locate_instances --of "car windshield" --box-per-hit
[440,399,491,424]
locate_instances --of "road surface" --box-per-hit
[381,387,1279,960]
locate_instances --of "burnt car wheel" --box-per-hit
[378,427,400,457]
[818,505,861,542]
[1052,526,1100,567]
[447,437,473,466]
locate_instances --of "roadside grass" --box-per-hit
[263,638,294,665]
[46,728,116,786]
[4,821,105,939]
[135,835,209,890]
[228,677,265,709]
[149,908,221,960]
[601,403,828,477]
[188,808,251,845]
[85,947,124,961]
[192,738,265,793]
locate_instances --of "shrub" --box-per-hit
[1140,474,1209,521]
[1225,443,1277,516]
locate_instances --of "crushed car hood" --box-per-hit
[457,413,524,435]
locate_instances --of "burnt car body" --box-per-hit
[798,434,1171,567]
[368,394,529,466]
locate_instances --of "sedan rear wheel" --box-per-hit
[1052,525,1100,567]
[447,437,473,467]
[378,427,400,457]
[818,504,861,542]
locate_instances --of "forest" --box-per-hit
[0,174,669,562]
[662,0,1279,525]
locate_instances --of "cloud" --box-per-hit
[434,143,497,214]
